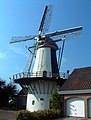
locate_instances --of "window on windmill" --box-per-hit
[43,70,47,77]
[40,98,44,101]
[40,98,44,105]
[32,100,35,105]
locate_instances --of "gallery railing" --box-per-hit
[12,71,69,80]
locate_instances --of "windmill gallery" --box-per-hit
[9,5,86,118]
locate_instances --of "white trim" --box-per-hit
[58,89,91,95]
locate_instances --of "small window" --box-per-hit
[43,70,47,77]
[40,98,44,101]
[32,100,35,105]
[40,98,44,105]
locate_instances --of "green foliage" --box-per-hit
[16,110,31,120]
[50,90,64,111]
[16,109,62,120]
[0,78,18,107]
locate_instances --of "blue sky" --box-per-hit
[0,0,91,82]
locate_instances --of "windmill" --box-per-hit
[10,5,82,112]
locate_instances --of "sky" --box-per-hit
[0,0,91,83]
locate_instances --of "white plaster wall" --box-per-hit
[26,93,51,112]
[26,80,57,112]
[32,47,52,77]
[26,46,57,111]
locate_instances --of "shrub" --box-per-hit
[16,110,31,120]
[16,109,62,120]
[50,90,64,116]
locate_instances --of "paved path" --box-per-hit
[0,109,16,120]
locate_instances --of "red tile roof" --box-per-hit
[61,66,91,90]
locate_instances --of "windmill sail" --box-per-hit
[45,26,82,39]
[39,5,53,34]
[10,35,36,44]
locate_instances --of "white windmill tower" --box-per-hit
[10,5,82,112]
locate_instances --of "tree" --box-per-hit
[3,82,17,107]
[0,78,18,108]
[0,78,6,107]
[50,90,64,111]
[0,79,5,87]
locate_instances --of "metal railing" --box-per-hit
[13,71,69,80]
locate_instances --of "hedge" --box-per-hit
[16,109,62,120]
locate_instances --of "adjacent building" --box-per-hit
[58,66,91,118]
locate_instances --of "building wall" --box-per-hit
[17,95,27,109]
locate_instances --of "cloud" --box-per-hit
[9,46,28,57]
[0,52,7,59]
